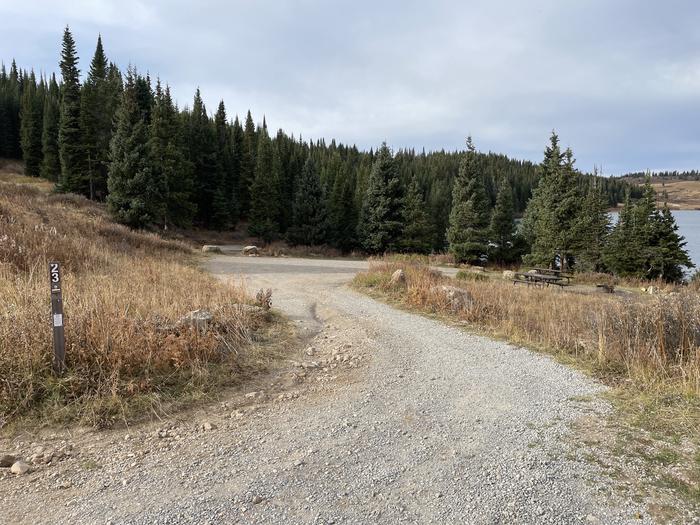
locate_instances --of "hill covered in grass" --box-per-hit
[0,161,274,427]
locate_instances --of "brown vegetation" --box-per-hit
[354,260,700,413]
[0,180,272,427]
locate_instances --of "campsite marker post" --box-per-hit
[49,262,66,374]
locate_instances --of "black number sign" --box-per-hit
[49,262,66,374]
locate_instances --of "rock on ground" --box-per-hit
[431,284,474,312]
[389,269,406,286]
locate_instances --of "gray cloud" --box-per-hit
[2,0,699,172]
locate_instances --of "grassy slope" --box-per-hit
[649,179,700,210]
[353,260,700,518]
[623,176,700,210]
[0,163,279,428]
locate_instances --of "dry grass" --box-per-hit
[0,180,271,428]
[354,260,700,414]
[649,180,700,210]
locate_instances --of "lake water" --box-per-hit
[674,210,700,270]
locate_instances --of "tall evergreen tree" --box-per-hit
[488,176,518,264]
[603,192,639,277]
[19,71,44,177]
[400,174,434,253]
[522,133,582,270]
[287,157,326,245]
[81,35,119,199]
[239,110,256,216]
[186,89,220,227]
[604,181,693,282]
[214,100,237,227]
[248,122,279,242]
[57,26,85,193]
[571,177,610,272]
[357,143,404,253]
[107,69,165,227]
[0,60,21,158]
[651,202,694,282]
[231,115,246,219]
[40,74,61,180]
[327,169,358,252]
[148,82,195,228]
[447,137,491,264]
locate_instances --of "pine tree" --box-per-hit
[603,192,639,276]
[148,82,195,228]
[488,176,518,264]
[447,137,491,264]
[0,61,21,158]
[81,35,118,199]
[231,115,245,220]
[357,143,404,253]
[604,181,693,282]
[400,174,434,253]
[287,157,326,245]
[572,177,610,272]
[41,74,61,181]
[107,69,165,228]
[19,71,44,177]
[57,26,85,194]
[248,122,279,242]
[650,203,694,282]
[186,89,219,227]
[327,170,358,252]
[239,110,256,216]
[522,133,582,270]
[214,100,237,227]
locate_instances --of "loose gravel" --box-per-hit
[0,255,656,524]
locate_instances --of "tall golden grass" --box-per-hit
[0,181,265,426]
[355,261,700,398]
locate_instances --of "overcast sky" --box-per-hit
[1,0,699,173]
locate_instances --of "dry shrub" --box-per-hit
[429,252,456,266]
[356,260,700,396]
[0,182,264,426]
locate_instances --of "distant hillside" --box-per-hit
[620,171,700,210]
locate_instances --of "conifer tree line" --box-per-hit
[622,170,700,182]
[2,27,690,281]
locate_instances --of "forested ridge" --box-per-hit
[1,29,635,243]
[622,170,700,181]
[1,28,692,281]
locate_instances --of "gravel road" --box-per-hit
[0,254,654,524]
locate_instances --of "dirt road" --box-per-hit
[0,255,652,524]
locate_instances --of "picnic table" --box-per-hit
[533,268,573,283]
[513,271,569,288]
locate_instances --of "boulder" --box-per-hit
[202,245,223,254]
[180,309,214,330]
[10,461,29,475]
[431,285,473,312]
[243,245,259,256]
[502,270,516,280]
[389,269,406,286]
